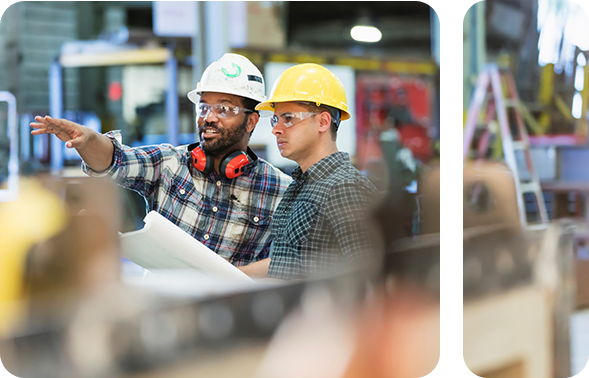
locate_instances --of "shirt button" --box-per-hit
[179,189,186,195]
[204,234,209,240]
[253,216,259,223]
[212,206,218,212]
[216,181,221,187]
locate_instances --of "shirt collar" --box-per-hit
[292,152,349,184]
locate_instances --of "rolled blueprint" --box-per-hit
[120,211,253,282]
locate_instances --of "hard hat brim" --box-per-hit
[188,86,266,104]
[255,99,351,121]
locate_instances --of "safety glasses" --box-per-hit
[270,112,319,128]
[196,103,253,119]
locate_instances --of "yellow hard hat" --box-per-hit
[256,63,351,120]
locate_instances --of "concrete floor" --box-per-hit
[571,308,589,375]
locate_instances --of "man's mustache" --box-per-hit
[199,122,222,133]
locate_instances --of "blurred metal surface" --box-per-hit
[464,225,535,299]
[1,267,412,378]
[1,226,441,377]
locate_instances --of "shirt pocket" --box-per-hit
[284,200,319,246]
[227,208,272,262]
[159,178,205,230]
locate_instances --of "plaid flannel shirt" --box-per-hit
[268,152,378,280]
[83,130,292,266]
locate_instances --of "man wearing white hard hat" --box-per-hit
[30,53,292,267]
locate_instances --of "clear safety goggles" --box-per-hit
[196,103,253,120]
[270,112,319,128]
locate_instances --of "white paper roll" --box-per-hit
[120,211,253,282]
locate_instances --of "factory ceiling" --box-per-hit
[121,1,435,60]
[286,1,434,59]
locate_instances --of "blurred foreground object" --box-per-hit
[24,176,121,298]
[464,163,576,378]
[0,175,121,335]
[0,178,67,335]
[253,284,439,378]
[0,168,439,377]
[463,162,520,229]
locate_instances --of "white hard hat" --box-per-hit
[187,53,266,104]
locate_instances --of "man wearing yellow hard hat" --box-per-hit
[239,63,379,280]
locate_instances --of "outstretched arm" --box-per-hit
[30,115,114,172]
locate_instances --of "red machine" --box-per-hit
[355,75,434,169]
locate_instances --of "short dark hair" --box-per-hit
[298,102,340,141]
[241,97,260,115]
[240,97,260,141]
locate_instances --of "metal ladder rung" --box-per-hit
[520,182,541,194]
[511,141,527,150]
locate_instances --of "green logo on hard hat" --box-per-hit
[222,63,241,78]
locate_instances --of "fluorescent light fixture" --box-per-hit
[572,92,582,119]
[578,53,587,66]
[350,25,382,43]
[575,66,585,91]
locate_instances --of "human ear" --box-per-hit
[317,112,331,133]
[246,112,259,133]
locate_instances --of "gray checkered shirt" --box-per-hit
[268,152,378,279]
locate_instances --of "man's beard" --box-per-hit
[199,117,248,155]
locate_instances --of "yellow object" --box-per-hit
[554,94,574,122]
[518,102,543,135]
[256,63,351,120]
[539,64,554,105]
[60,48,171,67]
[538,64,554,132]
[0,178,67,335]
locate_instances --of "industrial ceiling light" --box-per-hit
[350,11,382,43]
[350,25,382,43]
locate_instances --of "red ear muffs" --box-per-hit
[190,145,256,179]
[220,151,251,179]
[190,146,214,175]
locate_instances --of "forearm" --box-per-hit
[238,258,270,278]
[77,131,115,172]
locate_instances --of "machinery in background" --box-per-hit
[355,74,436,237]
[19,111,101,171]
[355,73,434,171]
[128,95,196,148]
[48,45,181,173]
[0,91,18,202]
